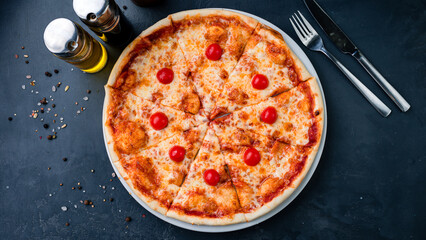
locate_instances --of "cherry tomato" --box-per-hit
[260,106,278,124]
[169,145,186,162]
[149,112,168,130]
[205,43,223,61]
[251,74,269,90]
[243,147,261,166]
[156,68,174,84]
[203,169,220,186]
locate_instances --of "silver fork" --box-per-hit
[290,11,391,117]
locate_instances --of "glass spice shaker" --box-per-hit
[43,18,108,73]
[73,0,133,47]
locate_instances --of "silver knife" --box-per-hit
[303,0,411,112]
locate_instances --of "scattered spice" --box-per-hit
[62,157,67,162]
[87,89,91,94]
[26,75,31,79]
[8,117,13,121]
[72,187,75,190]
[91,169,95,173]
[14,54,19,59]
[56,82,61,88]
[65,222,70,226]
[110,198,114,202]
[84,200,90,205]
[47,135,53,140]
[77,186,82,190]
[43,124,49,129]
[61,206,68,212]
[65,86,70,92]
[40,97,47,105]
[59,183,63,186]
[52,104,56,108]
[25,60,29,64]
[54,69,59,74]
[52,86,56,92]
[24,55,29,58]
[45,71,52,77]
[48,167,51,170]
[21,46,25,49]
[142,214,146,218]
[61,124,67,129]
[123,5,127,10]
[125,217,131,222]
[40,109,44,113]
[83,96,88,101]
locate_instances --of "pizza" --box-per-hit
[103,9,325,226]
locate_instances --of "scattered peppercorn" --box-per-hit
[52,104,56,108]
[25,60,29,64]
[125,217,131,222]
[43,124,49,129]
[21,46,25,49]
[87,89,91,94]
[14,54,19,59]
[84,200,90,205]
[110,198,114,202]
[65,222,70,226]
[142,214,146,218]
[59,183,63,186]
[77,186,82,190]
[40,97,47,105]
[8,117,13,121]
[72,187,75,190]
[63,157,67,162]
[45,71,52,77]
[47,135,53,140]
[54,69,59,74]
[40,109,44,113]
[48,167,51,170]
[123,5,127,10]
[56,82,61,88]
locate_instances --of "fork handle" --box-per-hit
[320,47,391,117]
[353,51,410,112]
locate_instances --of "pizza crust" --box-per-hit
[103,86,120,163]
[169,9,258,29]
[166,210,246,226]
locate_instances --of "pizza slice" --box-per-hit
[211,78,324,146]
[107,17,201,114]
[211,24,312,118]
[104,87,207,161]
[212,124,315,221]
[166,127,246,225]
[170,9,258,118]
[114,124,208,215]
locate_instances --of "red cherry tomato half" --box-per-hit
[149,112,168,130]
[205,43,223,61]
[251,74,269,90]
[203,169,220,186]
[156,68,174,84]
[243,147,261,166]
[169,145,186,162]
[260,106,278,124]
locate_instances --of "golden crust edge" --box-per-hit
[168,9,258,29]
[103,86,121,163]
[166,210,246,226]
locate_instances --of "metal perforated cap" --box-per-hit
[43,18,81,56]
[73,0,117,28]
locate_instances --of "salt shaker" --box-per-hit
[43,18,108,73]
[73,0,133,47]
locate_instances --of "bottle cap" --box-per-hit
[43,18,83,57]
[73,0,119,33]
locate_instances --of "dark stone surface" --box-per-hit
[0,0,425,239]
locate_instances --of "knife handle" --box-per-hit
[353,51,410,112]
[320,47,391,117]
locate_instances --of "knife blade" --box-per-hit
[303,0,411,112]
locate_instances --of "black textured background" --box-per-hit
[1,0,425,239]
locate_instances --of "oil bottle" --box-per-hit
[73,0,133,47]
[43,18,108,73]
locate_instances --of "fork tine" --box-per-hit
[289,18,306,42]
[297,11,317,35]
[294,13,311,36]
[291,15,308,38]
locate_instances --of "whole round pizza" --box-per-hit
[103,9,324,226]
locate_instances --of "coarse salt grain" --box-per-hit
[52,86,56,92]
[21,85,25,90]
[61,206,68,212]
[83,96,89,101]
